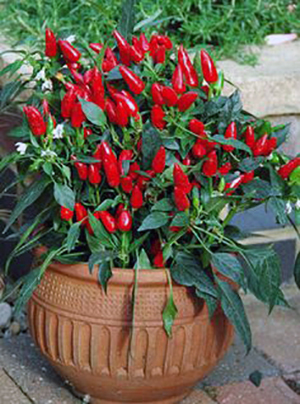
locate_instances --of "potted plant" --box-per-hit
[2,21,300,404]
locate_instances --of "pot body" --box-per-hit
[28,261,234,404]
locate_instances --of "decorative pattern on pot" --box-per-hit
[28,261,233,404]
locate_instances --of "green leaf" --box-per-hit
[142,123,162,170]
[294,251,300,290]
[118,0,136,40]
[138,212,169,232]
[14,268,42,314]
[4,175,50,233]
[238,157,264,172]
[212,253,244,287]
[134,8,162,32]
[268,197,288,225]
[66,222,81,252]
[95,199,115,211]
[54,182,75,211]
[163,293,178,337]
[0,152,21,174]
[88,251,115,273]
[79,98,107,127]
[128,233,150,253]
[151,198,174,212]
[98,261,113,293]
[171,252,218,298]
[272,123,290,147]
[0,59,23,77]
[213,135,252,154]
[107,66,122,81]
[217,279,252,353]
[195,289,218,318]
[242,179,279,199]
[206,197,228,213]
[249,370,262,387]
[87,212,116,249]
[135,249,152,269]
[170,212,189,228]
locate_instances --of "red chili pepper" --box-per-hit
[60,206,74,221]
[75,203,87,224]
[192,140,206,159]
[174,186,190,211]
[178,45,199,87]
[278,157,300,179]
[121,176,133,193]
[71,102,85,128]
[191,180,201,189]
[172,64,186,94]
[177,91,198,112]
[116,204,125,218]
[153,251,164,268]
[106,98,118,124]
[119,150,133,174]
[102,48,118,72]
[89,43,103,53]
[151,105,166,130]
[223,122,237,152]
[157,35,173,50]
[218,162,232,175]
[23,106,47,136]
[154,45,166,64]
[42,99,50,116]
[117,210,132,232]
[97,211,116,233]
[201,85,210,98]
[88,164,102,185]
[45,28,57,58]
[58,39,81,63]
[136,170,155,190]
[130,185,143,209]
[74,161,88,180]
[224,176,244,195]
[161,86,178,107]
[113,30,131,66]
[103,158,120,188]
[244,126,255,149]
[129,162,140,180]
[263,137,277,156]
[182,154,192,166]
[189,119,205,137]
[84,128,93,139]
[61,88,77,119]
[202,150,218,177]
[152,146,166,173]
[111,90,138,118]
[200,50,218,83]
[242,171,254,184]
[90,67,104,95]
[252,134,269,157]
[100,141,117,164]
[119,66,145,94]
[130,38,144,63]
[151,83,164,105]
[173,163,192,193]
[139,33,150,52]
[116,101,129,127]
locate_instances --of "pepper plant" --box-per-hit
[2,28,300,352]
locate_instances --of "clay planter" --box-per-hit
[28,260,234,404]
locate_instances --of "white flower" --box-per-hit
[53,124,64,139]
[65,35,76,43]
[41,150,57,158]
[36,68,46,81]
[296,199,300,210]
[15,142,28,155]
[42,79,53,92]
[285,201,293,215]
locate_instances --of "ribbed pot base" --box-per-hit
[90,392,189,404]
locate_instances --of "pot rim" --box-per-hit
[34,246,169,286]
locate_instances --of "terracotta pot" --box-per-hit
[28,259,234,404]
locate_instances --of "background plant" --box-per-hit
[0,0,299,64]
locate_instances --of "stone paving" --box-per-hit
[0,283,300,403]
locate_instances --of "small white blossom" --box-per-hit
[296,199,300,210]
[41,150,57,158]
[65,35,76,43]
[82,395,90,403]
[36,68,46,81]
[53,124,64,139]
[285,201,293,215]
[15,142,28,155]
[42,79,53,92]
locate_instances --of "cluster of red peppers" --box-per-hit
[21,28,300,268]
